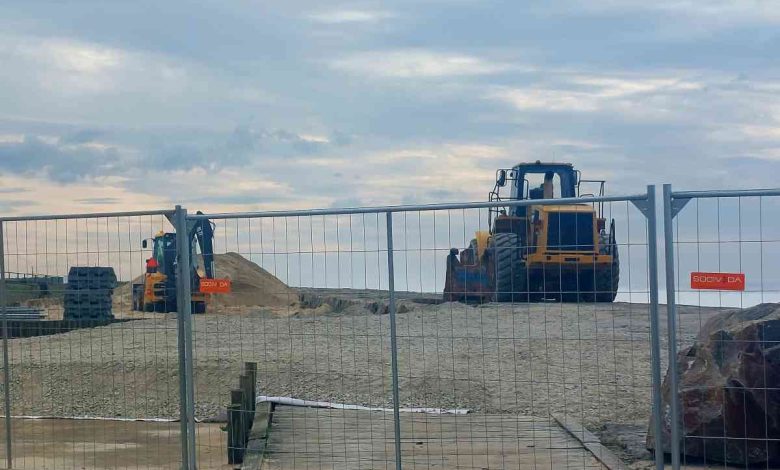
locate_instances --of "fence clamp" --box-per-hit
[630,198,653,218]
[670,197,691,219]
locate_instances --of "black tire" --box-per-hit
[595,243,619,302]
[513,263,530,303]
[490,233,522,302]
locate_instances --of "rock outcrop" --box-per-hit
[648,303,780,465]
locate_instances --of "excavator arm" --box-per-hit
[191,211,215,279]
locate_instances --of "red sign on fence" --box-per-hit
[690,272,745,291]
[200,278,232,294]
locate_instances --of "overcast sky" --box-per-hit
[1,0,779,216]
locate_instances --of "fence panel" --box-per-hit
[189,189,664,469]
[0,189,669,469]
[387,196,663,469]
[662,186,780,469]
[187,210,399,468]
[0,210,200,469]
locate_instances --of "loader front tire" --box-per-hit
[490,233,522,302]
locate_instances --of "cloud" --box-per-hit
[59,129,105,145]
[0,0,778,218]
[0,126,314,209]
[330,49,518,78]
[308,9,394,24]
[489,74,704,115]
[0,135,120,183]
[0,199,35,212]
[0,187,29,194]
[75,197,120,205]
[0,173,165,215]
[575,0,780,26]
[7,38,124,94]
[734,125,780,141]
[0,33,276,126]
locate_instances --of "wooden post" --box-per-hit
[227,364,259,466]
[239,374,252,438]
[229,389,246,464]
[244,362,257,413]
[227,403,241,464]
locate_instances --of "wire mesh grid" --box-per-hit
[667,191,780,470]
[0,212,221,469]
[387,202,655,470]
[190,212,398,469]
[190,195,658,470]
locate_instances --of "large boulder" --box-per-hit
[648,303,780,465]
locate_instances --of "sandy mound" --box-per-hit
[114,252,297,310]
[209,252,297,308]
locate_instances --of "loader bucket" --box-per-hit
[443,248,493,303]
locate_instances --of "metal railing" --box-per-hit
[185,186,662,469]
[662,185,780,470]
[0,209,191,469]
[1,184,777,469]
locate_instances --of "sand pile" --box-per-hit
[114,252,297,310]
[208,252,297,308]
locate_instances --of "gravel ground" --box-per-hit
[2,296,725,436]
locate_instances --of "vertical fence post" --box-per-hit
[0,222,11,469]
[662,184,681,469]
[175,206,198,469]
[385,211,402,470]
[645,185,666,470]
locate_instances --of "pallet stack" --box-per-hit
[63,267,118,321]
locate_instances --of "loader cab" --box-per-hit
[491,161,578,218]
[510,162,576,200]
[143,232,177,279]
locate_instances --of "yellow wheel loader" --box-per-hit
[444,162,619,303]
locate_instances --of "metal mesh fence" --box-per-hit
[663,187,780,470]
[12,185,768,469]
[188,190,662,469]
[387,201,657,469]
[189,212,398,468]
[0,211,217,469]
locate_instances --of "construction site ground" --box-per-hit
[3,254,734,467]
[0,419,228,470]
[3,297,729,467]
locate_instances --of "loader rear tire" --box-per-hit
[595,243,619,302]
[490,233,522,302]
[595,264,619,302]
